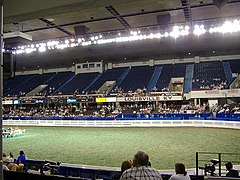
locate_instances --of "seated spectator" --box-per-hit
[120,151,162,180]
[3,153,18,171]
[7,152,15,163]
[225,162,239,177]
[169,163,190,180]
[112,160,132,179]
[3,165,9,171]
[16,150,28,172]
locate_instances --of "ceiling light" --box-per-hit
[193,24,206,36]
[65,39,69,44]
[70,38,75,42]
[38,46,46,52]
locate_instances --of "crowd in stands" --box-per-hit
[3,105,117,118]
[192,79,228,90]
[2,102,240,119]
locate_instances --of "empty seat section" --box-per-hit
[156,64,174,91]
[44,72,75,95]
[172,63,187,77]
[9,73,55,96]
[4,75,33,96]
[87,68,127,92]
[59,72,100,95]
[192,61,227,90]
[228,60,240,73]
[119,66,155,92]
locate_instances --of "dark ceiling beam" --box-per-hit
[105,6,131,29]
[39,18,74,36]
[181,0,192,22]
[22,0,240,34]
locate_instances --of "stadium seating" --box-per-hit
[43,72,75,95]
[57,72,100,94]
[4,74,35,96]
[156,63,186,91]
[3,59,240,96]
[5,73,56,96]
[87,67,127,93]
[192,61,227,90]
[119,66,155,92]
[228,60,240,73]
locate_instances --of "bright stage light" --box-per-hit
[10,19,240,55]
[193,24,206,36]
[209,19,240,34]
[38,46,46,52]
[65,39,69,44]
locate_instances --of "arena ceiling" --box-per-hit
[3,0,240,70]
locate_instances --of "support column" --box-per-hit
[194,98,197,106]
[0,0,4,179]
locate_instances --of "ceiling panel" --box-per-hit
[115,0,182,15]
[27,28,68,41]
[49,8,112,25]
[191,3,240,21]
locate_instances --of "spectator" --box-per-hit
[225,162,239,177]
[16,150,28,172]
[3,153,18,171]
[3,165,9,171]
[7,152,15,162]
[169,163,190,180]
[120,151,162,180]
[112,160,133,179]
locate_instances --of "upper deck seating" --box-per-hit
[192,61,227,90]
[119,66,155,92]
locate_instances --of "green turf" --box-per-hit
[3,126,240,170]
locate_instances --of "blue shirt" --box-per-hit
[17,155,27,165]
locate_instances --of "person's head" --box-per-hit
[121,160,132,172]
[20,150,25,156]
[3,153,7,157]
[175,163,187,176]
[225,162,233,171]
[133,151,149,167]
[9,152,14,158]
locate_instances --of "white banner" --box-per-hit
[117,95,182,102]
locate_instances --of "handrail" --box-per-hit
[196,152,240,177]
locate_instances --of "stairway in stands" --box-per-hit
[111,68,130,92]
[55,74,76,93]
[147,66,162,91]
[83,73,102,93]
[183,64,194,93]
[222,61,234,83]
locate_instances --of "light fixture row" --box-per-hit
[5,19,240,55]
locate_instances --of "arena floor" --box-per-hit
[3,126,240,170]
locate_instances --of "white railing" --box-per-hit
[3,119,240,129]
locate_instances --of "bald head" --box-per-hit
[133,151,149,166]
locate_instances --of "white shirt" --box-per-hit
[169,174,191,180]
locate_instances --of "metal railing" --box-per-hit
[196,152,240,176]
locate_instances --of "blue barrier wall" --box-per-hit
[3,113,240,121]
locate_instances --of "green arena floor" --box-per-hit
[3,126,240,170]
